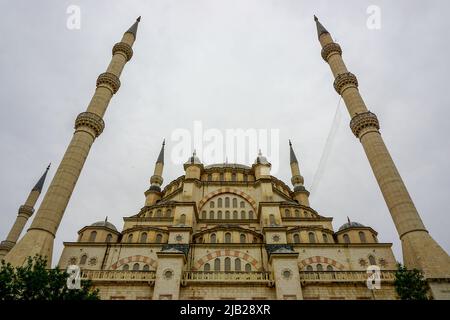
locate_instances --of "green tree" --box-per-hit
[394,263,429,300]
[0,255,99,300]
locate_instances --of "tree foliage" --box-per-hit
[0,255,99,300]
[394,263,429,300]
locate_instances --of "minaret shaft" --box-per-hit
[316,17,450,280]
[4,19,140,266]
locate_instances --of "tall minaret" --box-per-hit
[4,17,141,266]
[0,164,50,259]
[314,16,450,280]
[289,140,310,207]
[145,140,165,206]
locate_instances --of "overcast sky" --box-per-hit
[1,0,449,266]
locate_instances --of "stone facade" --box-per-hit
[58,158,400,300]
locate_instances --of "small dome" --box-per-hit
[338,221,365,231]
[184,151,202,165]
[90,220,118,232]
[254,150,270,165]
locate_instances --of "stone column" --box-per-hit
[4,18,141,267]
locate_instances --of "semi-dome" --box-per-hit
[90,220,118,231]
[338,221,365,231]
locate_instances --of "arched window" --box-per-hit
[232,173,237,182]
[179,214,186,224]
[295,210,300,218]
[343,234,350,244]
[122,264,129,271]
[243,175,248,182]
[248,211,254,219]
[89,231,97,242]
[220,173,224,181]
[224,257,231,271]
[106,233,113,243]
[269,214,276,225]
[306,265,313,272]
[210,233,216,243]
[218,198,223,208]
[202,211,207,219]
[165,209,171,217]
[156,209,162,217]
[240,234,246,243]
[143,264,150,271]
[245,263,252,272]
[240,211,246,219]
[322,233,328,243]
[210,202,215,208]
[217,211,223,219]
[326,265,333,271]
[233,211,238,219]
[140,232,147,243]
[293,234,300,243]
[316,264,323,271]
[214,258,220,271]
[359,231,367,243]
[209,211,214,219]
[225,211,230,219]
[156,234,163,243]
[308,232,316,243]
[204,263,211,272]
[128,234,133,243]
[80,254,87,265]
[208,174,212,182]
[225,232,232,243]
[368,255,376,266]
[240,201,245,208]
[225,197,230,208]
[285,209,291,218]
[133,263,140,271]
[235,258,241,271]
[232,198,237,208]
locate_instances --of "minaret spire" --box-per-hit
[289,140,298,164]
[288,140,310,206]
[156,139,165,164]
[315,16,450,292]
[4,18,140,267]
[32,163,51,192]
[125,16,141,39]
[0,164,51,259]
[314,15,329,39]
[145,139,166,206]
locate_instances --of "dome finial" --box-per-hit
[347,216,351,224]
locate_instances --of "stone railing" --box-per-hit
[81,270,156,284]
[182,271,273,285]
[299,270,396,283]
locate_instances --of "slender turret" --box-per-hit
[145,140,165,206]
[314,16,450,292]
[289,140,310,206]
[0,164,50,258]
[4,17,141,266]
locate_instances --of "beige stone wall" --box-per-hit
[179,285,276,300]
